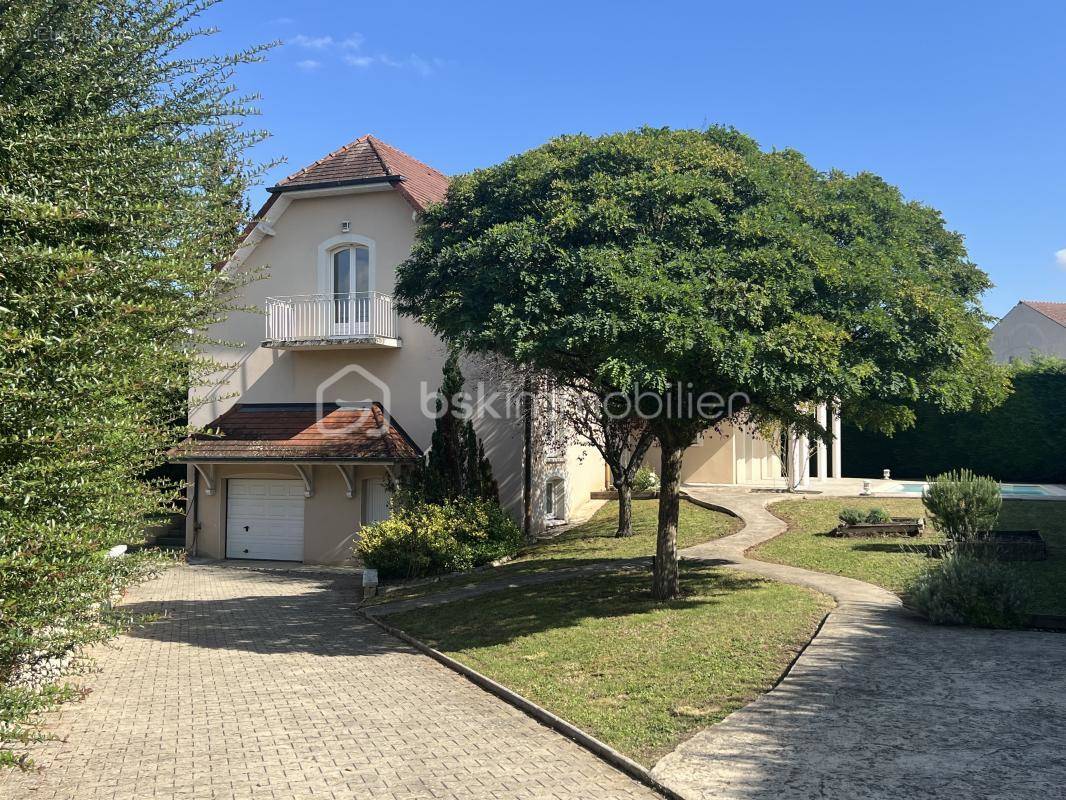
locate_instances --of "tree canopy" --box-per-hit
[396,126,1009,599]
[396,126,1008,436]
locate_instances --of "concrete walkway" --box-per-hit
[652,489,1066,800]
[2,564,658,800]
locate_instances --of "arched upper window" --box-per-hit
[331,244,370,298]
[317,234,376,332]
[316,233,376,297]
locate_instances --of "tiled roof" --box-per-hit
[170,403,422,462]
[1021,301,1066,328]
[270,135,449,212]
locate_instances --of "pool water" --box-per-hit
[894,482,1050,497]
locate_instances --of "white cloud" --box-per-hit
[1056,248,1066,269]
[360,53,442,76]
[290,34,333,49]
[291,33,444,76]
[290,33,364,50]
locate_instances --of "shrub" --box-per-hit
[908,555,1031,628]
[0,0,261,761]
[865,507,891,524]
[838,507,867,526]
[922,469,1002,542]
[632,466,660,493]
[357,498,523,580]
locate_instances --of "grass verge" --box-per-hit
[366,499,740,606]
[388,564,832,765]
[751,497,1066,616]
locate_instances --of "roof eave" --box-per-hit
[267,175,405,194]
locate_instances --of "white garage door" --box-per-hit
[226,479,305,561]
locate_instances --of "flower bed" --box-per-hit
[832,517,925,538]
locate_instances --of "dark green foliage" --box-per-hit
[908,555,1031,628]
[844,357,1066,483]
[0,0,264,758]
[404,350,498,505]
[356,499,523,580]
[396,126,1007,438]
[922,469,1002,543]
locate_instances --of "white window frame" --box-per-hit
[317,233,376,296]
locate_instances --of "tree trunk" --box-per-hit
[653,441,683,600]
[615,481,633,537]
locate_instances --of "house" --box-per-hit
[990,301,1066,363]
[174,135,788,565]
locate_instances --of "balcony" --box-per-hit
[263,293,401,349]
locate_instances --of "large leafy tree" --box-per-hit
[0,0,265,753]
[395,126,1008,600]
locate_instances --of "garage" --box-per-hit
[226,479,305,561]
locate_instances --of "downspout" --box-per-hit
[189,466,200,558]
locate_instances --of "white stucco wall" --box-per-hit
[186,187,534,558]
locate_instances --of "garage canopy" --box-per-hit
[169,402,422,463]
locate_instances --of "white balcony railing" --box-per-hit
[264,292,398,343]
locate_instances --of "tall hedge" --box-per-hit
[844,357,1065,483]
[0,0,264,760]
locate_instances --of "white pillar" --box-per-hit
[831,400,842,479]
[816,403,828,481]
[799,434,811,489]
[786,431,799,490]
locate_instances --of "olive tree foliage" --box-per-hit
[395,126,1009,600]
[0,0,266,759]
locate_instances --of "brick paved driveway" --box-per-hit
[3,564,657,800]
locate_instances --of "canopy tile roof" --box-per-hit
[170,403,422,462]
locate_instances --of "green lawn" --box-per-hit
[367,499,740,606]
[389,564,832,765]
[752,497,1066,616]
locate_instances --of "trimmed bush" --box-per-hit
[908,555,1031,628]
[838,507,867,526]
[632,466,660,493]
[357,498,523,580]
[922,469,1002,543]
[864,507,891,524]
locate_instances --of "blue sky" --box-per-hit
[197,0,1065,318]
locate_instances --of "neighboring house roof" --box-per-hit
[268,134,449,212]
[1020,301,1066,328]
[171,403,422,462]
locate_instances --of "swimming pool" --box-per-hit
[894,482,1050,497]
